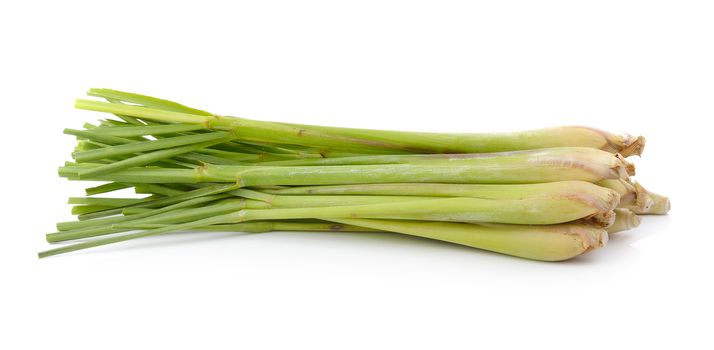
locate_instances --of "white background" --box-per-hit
[1,1,712,349]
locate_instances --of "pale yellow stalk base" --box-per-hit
[597,179,637,207]
[607,208,641,234]
[330,218,608,261]
[625,182,670,215]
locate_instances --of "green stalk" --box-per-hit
[231,182,620,220]
[84,182,131,196]
[280,122,647,157]
[59,164,204,183]
[39,212,244,258]
[230,196,615,225]
[88,88,214,116]
[150,185,609,226]
[71,205,115,216]
[224,148,629,186]
[47,184,616,244]
[58,147,631,185]
[230,189,429,208]
[111,221,380,233]
[260,180,612,200]
[76,89,645,156]
[39,214,608,261]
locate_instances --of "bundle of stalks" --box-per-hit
[39,89,669,261]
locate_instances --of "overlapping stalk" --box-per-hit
[39,89,669,261]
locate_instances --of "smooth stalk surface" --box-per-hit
[77,89,646,156]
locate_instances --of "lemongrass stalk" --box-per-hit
[39,213,607,260]
[328,219,608,261]
[59,164,202,183]
[224,149,629,186]
[55,183,617,241]
[289,124,646,157]
[51,185,616,243]
[59,147,630,185]
[210,221,380,232]
[88,88,214,116]
[85,182,131,196]
[112,221,380,233]
[71,205,115,216]
[259,180,613,201]
[76,89,645,156]
[231,182,619,219]
[49,183,617,244]
[80,207,135,220]
[607,209,642,234]
[126,191,421,214]
[253,149,635,171]
[225,193,618,225]
[39,212,246,258]
[231,189,428,208]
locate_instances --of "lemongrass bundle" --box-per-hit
[39,88,669,261]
